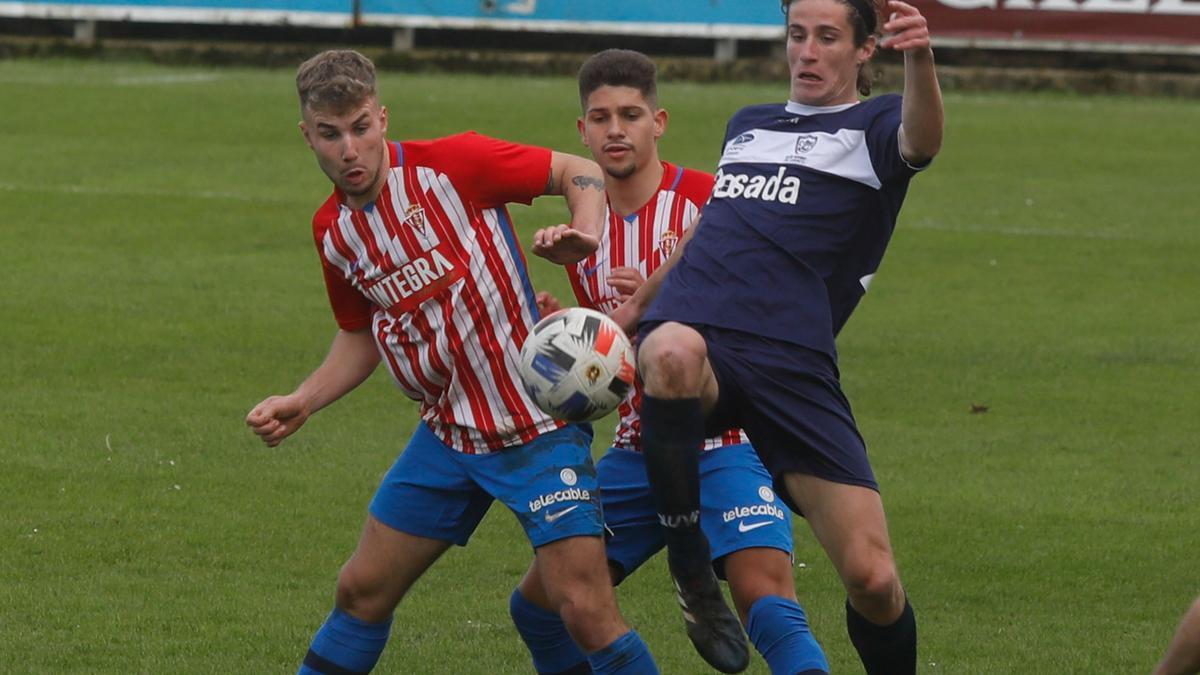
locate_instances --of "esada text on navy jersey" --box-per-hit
[644,95,928,358]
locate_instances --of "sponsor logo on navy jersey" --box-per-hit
[712,166,801,205]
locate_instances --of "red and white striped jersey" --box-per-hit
[313,132,564,454]
[566,162,749,453]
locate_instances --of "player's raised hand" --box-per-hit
[881,0,931,52]
[532,224,600,264]
[535,290,563,316]
[607,266,647,302]
[246,394,310,447]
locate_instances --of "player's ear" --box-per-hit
[298,120,315,150]
[379,105,389,136]
[654,108,669,140]
[857,34,877,63]
[577,116,586,145]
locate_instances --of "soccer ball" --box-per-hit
[519,307,636,422]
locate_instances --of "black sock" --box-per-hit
[846,598,917,675]
[640,395,707,571]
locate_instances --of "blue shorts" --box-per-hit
[597,444,792,581]
[369,422,604,549]
[644,323,878,513]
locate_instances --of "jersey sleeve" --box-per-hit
[312,203,374,331]
[676,168,716,216]
[428,132,552,208]
[866,95,928,184]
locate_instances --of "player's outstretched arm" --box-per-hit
[883,0,944,165]
[245,328,380,447]
[609,218,701,335]
[1155,596,1200,675]
[532,152,605,264]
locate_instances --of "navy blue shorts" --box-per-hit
[645,323,877,512]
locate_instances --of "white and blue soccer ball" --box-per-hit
[518,307,636,422]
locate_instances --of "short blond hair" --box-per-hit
[296,49,377,113]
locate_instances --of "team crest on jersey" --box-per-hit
[658,230,679,259]
[402,203,427,233]
[795,134,819,155]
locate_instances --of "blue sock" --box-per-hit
[298,607,392,675]
[747,596,829,675]
[587,630,659,674]
[509,588,591,674]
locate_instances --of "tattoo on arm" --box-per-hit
[571,175,605,192]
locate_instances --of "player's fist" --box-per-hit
[607,267,647,302]
[246,394,310,447]
[532,224,600,264]
[535,291,563,316]
[881,0,931,52]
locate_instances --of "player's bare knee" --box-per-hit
[639,324,706,395]
[841,555,901,607]
[334,563,394,622]
[556,591,622,651]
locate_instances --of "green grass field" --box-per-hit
[2,57,1198,673]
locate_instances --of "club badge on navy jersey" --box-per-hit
[795,134,818,155]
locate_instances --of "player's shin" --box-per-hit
[640,394,748,673]
[639,395,705,566]
[747,595,829,675]
[509,588,592,675]
[846,597,918,675]
[299,608,391,675]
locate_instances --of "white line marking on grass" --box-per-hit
[0,181,298,204]
[105,434,113,452]
[114,73,224,86]
[908,219,1139,241]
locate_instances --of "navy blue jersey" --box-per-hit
[643,95,925,357]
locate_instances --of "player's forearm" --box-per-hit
[551,152,606,240]
[625,218,699,318]
[293,328,381,415]
[899,47,944,165]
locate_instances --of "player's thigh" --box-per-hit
[338,515,453,617]
[535,535,627,651]
[782,472,898,593]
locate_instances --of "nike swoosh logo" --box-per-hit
[545,505,579,523]
[738,520,772,533]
